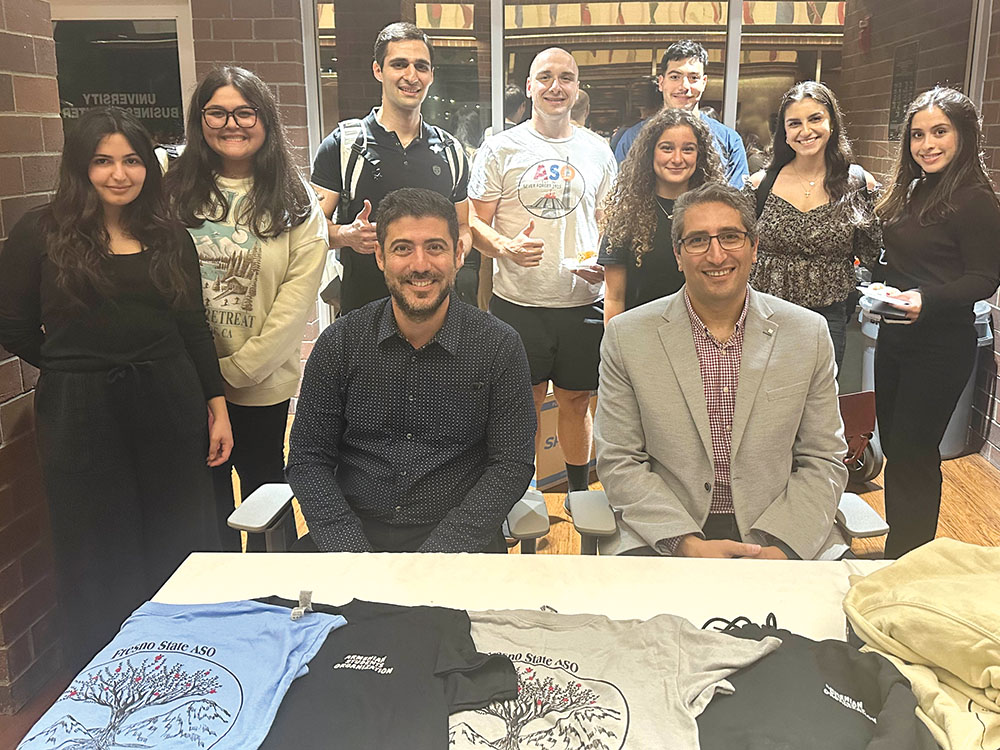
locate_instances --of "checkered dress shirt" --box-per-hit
[684,289,750,515]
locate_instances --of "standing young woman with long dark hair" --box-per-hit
[874,87,1000,557]
[599,107,723,324]
[744,81,881,372]
[0,108,232,667]
[164,67,328,551]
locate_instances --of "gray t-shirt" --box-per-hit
[469,123,617,308]
[448,609,780,749]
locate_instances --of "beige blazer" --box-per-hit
[594,287,848,559]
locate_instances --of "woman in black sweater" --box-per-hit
[874,88,1000,557]
[0,109,232,667]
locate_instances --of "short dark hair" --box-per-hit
[504,83,526,120]
[658,40,709,76]
[376,188,459,252]
[672,182,758,249]
[374,22,433,68]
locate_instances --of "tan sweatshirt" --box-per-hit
[188,175,329,406]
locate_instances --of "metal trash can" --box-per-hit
[858,298,993,459]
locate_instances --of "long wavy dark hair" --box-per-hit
[768,81,868,223]
[877,86,999,226]
[39,107,190,306]
[601,108,722,266]
[164,66,312,238]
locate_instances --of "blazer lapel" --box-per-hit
[732,290,778,456]
[658,295,713,462]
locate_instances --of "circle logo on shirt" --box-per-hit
[517,159,586,219]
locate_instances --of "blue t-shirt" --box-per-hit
[19,600,345,750]
[614,111,749,188]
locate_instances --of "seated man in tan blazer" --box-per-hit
[594,182,848,559]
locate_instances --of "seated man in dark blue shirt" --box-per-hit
[287,188,536,552]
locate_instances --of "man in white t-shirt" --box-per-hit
[469,48,617,494]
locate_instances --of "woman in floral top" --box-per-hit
[744,81,881,372]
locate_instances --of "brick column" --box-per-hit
[334,0,409,119]
[191,0,311,169]
[0,0,64,715]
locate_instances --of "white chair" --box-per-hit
[228,483,551,553]
[568,489,888,559]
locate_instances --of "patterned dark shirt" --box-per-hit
[744,184,881,309]
[286,294,536,552]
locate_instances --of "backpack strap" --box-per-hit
[336,118,368,225]
[755,167,780,219]
[430,124,466,194]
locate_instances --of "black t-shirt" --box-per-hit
[598,199,684,310]
[257,597,517,749]
[0,207,223,398]
[881,179,1000,322]
[697,622,938,750]
[311,110,470,313]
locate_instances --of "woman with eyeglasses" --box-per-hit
[744,81,881,373]
[873,87,1000,557]
[599,108,723,324]
[164,67,328,551]
[0,108,231,666]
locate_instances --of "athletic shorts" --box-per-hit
[489,295,603,391]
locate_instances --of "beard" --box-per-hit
[386,271,454,323]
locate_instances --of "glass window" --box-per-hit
[53,19,184,145]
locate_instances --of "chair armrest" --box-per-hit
[504,489,550,540]
[567,490,616,537]
[227,483,295,533]
[836,492,889,539]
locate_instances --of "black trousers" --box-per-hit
[875,316,977,558]
[211,399,290,551]
[34,358,217,670]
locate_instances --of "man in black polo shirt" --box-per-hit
[286,188,536,552]
[311,22,472,314]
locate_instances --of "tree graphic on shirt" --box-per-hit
[476,666,607,750]
[24,655,229,750]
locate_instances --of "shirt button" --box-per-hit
[403,160,409,166]
[395,505,402,512]
[722,386,729,393]
[408,394,414,401]
[401,470,408,477]
[406,433,413,440]
[704,482,712,492]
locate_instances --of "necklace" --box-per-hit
[655,196,674,220]
[791,162,825,198]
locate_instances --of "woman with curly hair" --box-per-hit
[744,81,880,372]
[599,107,723,323]
[873,87,1000,557]
[164,67,328,551]
[0,108,231,666]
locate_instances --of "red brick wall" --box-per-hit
[839,0,973,184]
[334,0,412,120]
[0,0,64,715]
[191,0,311,168]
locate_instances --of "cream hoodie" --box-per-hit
[843,538,1000,750]
[188,175,329,406]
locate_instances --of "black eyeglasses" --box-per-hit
[201,106,259,129]
[678,231,750,255]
